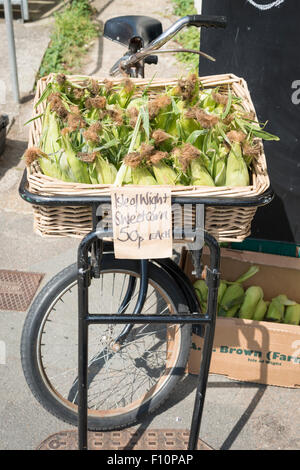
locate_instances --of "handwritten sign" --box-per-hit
[111,187,172,259]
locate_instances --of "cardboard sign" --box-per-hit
[111,187,172,259]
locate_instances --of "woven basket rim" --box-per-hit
[27,73,270,199]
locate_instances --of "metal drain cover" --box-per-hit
[37,429,213,450]
[0,270,44,311]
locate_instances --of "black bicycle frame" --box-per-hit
[77,225,220,451]
[19,170,274,450]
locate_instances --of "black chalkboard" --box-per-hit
[199,0,300,243]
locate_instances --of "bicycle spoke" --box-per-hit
[34,266,184,420]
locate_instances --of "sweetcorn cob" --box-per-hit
[190,158,215,186]
[152,161,178,185]
[225,142,249,186]
[238,286,264,320]
[253,298,269,321]
[193,279,208,313]
[218,283,244,317]
[217,281,227,307]
[284,304,300,325]
[266,296,285,322]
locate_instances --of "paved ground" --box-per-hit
[0,0,299,452]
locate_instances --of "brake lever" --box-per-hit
[109,14,226,76]
[110,48,216,76]
[109,52,133,77]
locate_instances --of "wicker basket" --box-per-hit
[26,73,270,242]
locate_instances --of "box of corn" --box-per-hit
[23,72,277,239]
[182,247,300,388]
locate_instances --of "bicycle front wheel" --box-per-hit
[21,254,192,430]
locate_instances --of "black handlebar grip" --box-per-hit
[144,55,158,65]
[187,15,227,29]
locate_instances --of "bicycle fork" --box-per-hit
[77,229,220,451]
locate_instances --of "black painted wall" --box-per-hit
[199,0,300,243]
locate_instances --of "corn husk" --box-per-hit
[27,73,279,188]
[238,286,264,320]
[95,155,117,184]
[218,283,244,317]
[152,161,178,185]
[253,299,269,321]
[213,146,228,186]
[60,134,91,184]
[284,304,300,325]
[132,166,157,185]
[266,295,296,323]
[190,158,215,186]
[217,280,227,307]
[224,304,240,318]
[194,279,208,313]
[225,142,249,186]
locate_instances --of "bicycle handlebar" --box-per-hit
[185,14,227,29]
[109,14,227,76]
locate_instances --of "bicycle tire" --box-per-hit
[21,254,192,431]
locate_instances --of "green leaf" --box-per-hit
[171,96,181,116]
[217,124,232,148]
[94,139,119,151]
[250,127,280,141]
[235,266,259,283]
[186,129,208,144]
[243,122,280,141]
[24,113,44,126]
[34,83,53,108]
[142,73,157,97]
[140,104,150,140]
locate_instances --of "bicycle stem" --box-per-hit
[120,15,226,70]
[110,14,226,76]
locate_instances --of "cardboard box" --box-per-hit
[183,248,300,388]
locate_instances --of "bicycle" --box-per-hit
[19,14,273,450]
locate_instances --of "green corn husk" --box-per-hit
[213,146,228,186]
[218,281,227,307]
[194,279,208,313]
[238,286,264,320]
[88,163,99,184]
[284,304,300,325]
[265,295,291,323]
[127,97,148,113]
[253,298,269,321]
[60,134,91,184]
[29,75,279,187]
[95,155,117,184]
[114,109,142,186]
[132,166,157,185]
[41,105,60,154]
[38,154,65,181]
[38,105,67,181]
[224,304,240,318]
[190,158,215,186]
[180,116,200,140]
[152,161,178,185]
[117,80,136,108]
[225,142,249,186]
[218,283,244,317]
[235,265,259,284]
[199,89,218,113]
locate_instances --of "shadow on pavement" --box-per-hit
[124,375,267,450]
